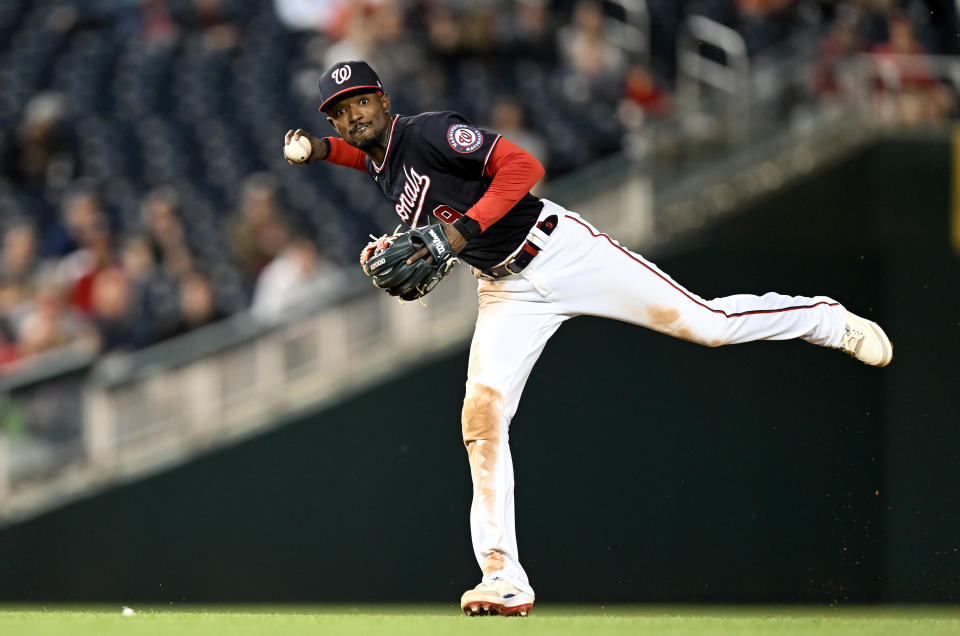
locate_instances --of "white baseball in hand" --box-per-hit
[284,136,312,162]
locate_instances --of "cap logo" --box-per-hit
[447,124,483,153]
[332,65,352,85]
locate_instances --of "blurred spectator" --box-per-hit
[556,0,627,105]
[41,186,105,259]
[814,12,864,100]
[1,221,40,283]
[14,268,97,361]
[121,234,159,286]
[0,279,23,332]
[502,0,558,68]
[870,12,954,122]
[0,278,31,361]
[120,233,181,346]
[133,186,208,340]
[119,234,165,344]
[120,231,158,284]
[0,92,75,194]
[872,12,934,81]
[0,331,17,370]
[90,267,138,352]
[140,185,186,263]
[621,62,671,119]
[159,270,226,340]
[59,216,117,315]
[617,61,671,153]
[16,310,69,359]
[251,237,344,322]
[229,173,291,286]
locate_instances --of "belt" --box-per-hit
[484,214,559,279]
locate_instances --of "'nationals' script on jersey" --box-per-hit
[363,111,543,271]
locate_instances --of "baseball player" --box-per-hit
[284,61,892,617]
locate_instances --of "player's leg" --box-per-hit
[526,206,889,363]
[460,274,567,615]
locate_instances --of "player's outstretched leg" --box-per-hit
[527,204,892,366]
[459,274,567,616]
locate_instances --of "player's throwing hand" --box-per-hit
[283,129,327,165]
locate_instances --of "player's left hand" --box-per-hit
[362,224,460,301]
[406,222,466,265]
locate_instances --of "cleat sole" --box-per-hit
[462,601,533,617]
[501,603,533,617]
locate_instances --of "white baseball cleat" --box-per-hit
[460,577,534,617]
[837,310,893,367]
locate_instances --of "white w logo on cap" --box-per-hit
[332,65,352,85]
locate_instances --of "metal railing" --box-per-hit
[676,15,751,139]
[606,0,651,64]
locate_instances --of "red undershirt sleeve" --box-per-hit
[323,137,367,172]
[464,137,544,232]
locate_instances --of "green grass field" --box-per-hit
[3,605,960,636]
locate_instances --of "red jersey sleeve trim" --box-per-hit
[323,137,368,172]
[465,137,544,231]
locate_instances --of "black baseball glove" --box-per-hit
[360,224,458,301]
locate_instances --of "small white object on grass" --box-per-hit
[122,606,136,617]
[284,136,312,162]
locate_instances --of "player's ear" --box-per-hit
[326,116,337,130]
[379,92,391,115]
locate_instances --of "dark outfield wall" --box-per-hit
[0,138,957,603]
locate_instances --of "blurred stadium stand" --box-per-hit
[1,0,959,521]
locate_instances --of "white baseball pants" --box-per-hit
[460,199,847,595]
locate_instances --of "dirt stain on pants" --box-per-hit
[462,383,503,521]
[482,550,506,575]
[647,305,723,346]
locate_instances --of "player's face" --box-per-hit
[326,92,392,151]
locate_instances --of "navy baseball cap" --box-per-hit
[318,60,384,113]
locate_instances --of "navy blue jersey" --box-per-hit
[363,111,543,271]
